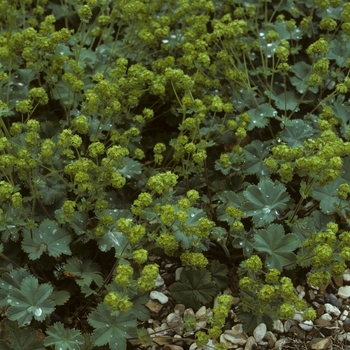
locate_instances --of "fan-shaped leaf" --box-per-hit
[242,178,290,227]
[255,224,300,271]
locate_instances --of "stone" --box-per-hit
[319,313,333,321]
[314,318,332,327]
[324,292,342,308]
[253,323,266,343]
[175,267,183,281]
[343,269,350,282]
[166,313,183,334]
[155,274,165,287]
[310,336,332,349]
[299,320,313,331]
[195,306,207,319]
[273,338,286,350]
[174,304,185,316]
[223,329,248,346]
[145,299,163,313]
[244,336,257,350]
[272,319,284,333]
[338,286,350,299]
[324,303,341,317]
[150,290,169,304]
[265,331,277,348]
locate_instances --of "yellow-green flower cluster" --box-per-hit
[116,218,145,243]
[104,291,133,312]
[180,251,208,268]
[136,264,159,292]
[131,192,153,216]
[147,171,178,194]
[153,142,166,165]
[114,264,134,286]
[208,294,233,339]
[156,232,179,256]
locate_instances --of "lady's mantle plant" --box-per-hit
[2,0,350,349]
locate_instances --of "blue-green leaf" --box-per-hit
[88,303,137,350]
[242,178,290,227]
[254,224,300,271]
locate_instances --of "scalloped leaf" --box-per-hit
[254,224,300,271]
[7,277,55,326]
[169,268,217,309]
[22,219,72,260]
[280,119,314,147]
[210,260,228,290]
[64,257,103,289]
[243,140,271,177]
[242,178,290,227]
[1,320,45,350]
[312,178,347,215]
[290,61,315,93]
[44,322,84,350]
[88,303,137,350]
[247,103,277,130]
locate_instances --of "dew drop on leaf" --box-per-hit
[262,206,271,214]
[35,308,42,316]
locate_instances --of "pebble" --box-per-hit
[299,320,313,331]
[265,331,277,348]
[155,274,165,287]
[272,319,284,333]
[338,285,350,299]
[244,336,257,350]
[253,323,266,343]
[150,291,169,304]
[310,336,332,349]
[273,338,286,350]
[324,303,341,317]
[343,269,350,282]
[175,267,183,281]
[223,329,248,345]
[319,313,332,321]
[324,292,342,308]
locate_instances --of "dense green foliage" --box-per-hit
[1,0,350,348]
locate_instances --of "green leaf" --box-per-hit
[118,157,143,179]
[254,224,300,271]
[243,140,271,177]
[210,260,228,290]
[2,320,45,350]
[312,178,347,215]
[236,305,274,333]
[232,229,255,257]
[290,61,314,93]
[0,269,32,307]
[214,152,241,175]
[44,322,84,350]
[50,290,70,306]
[64,257,103,288]
[242,178,290,227]
[169,268,217,309]
[22,219,72,260]
[7,276,55,326]
[268,90,300,111]
[37,176,66,206]
[246,103,277,130]
[280,119,314,147]
[88,303,137,350]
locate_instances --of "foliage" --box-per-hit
[1,0,350,348]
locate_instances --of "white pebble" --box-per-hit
[338,286,350,299]
[299,320,313,332]
[324,303,341,317]
[150,290,168,304]
[253,323,266,343]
